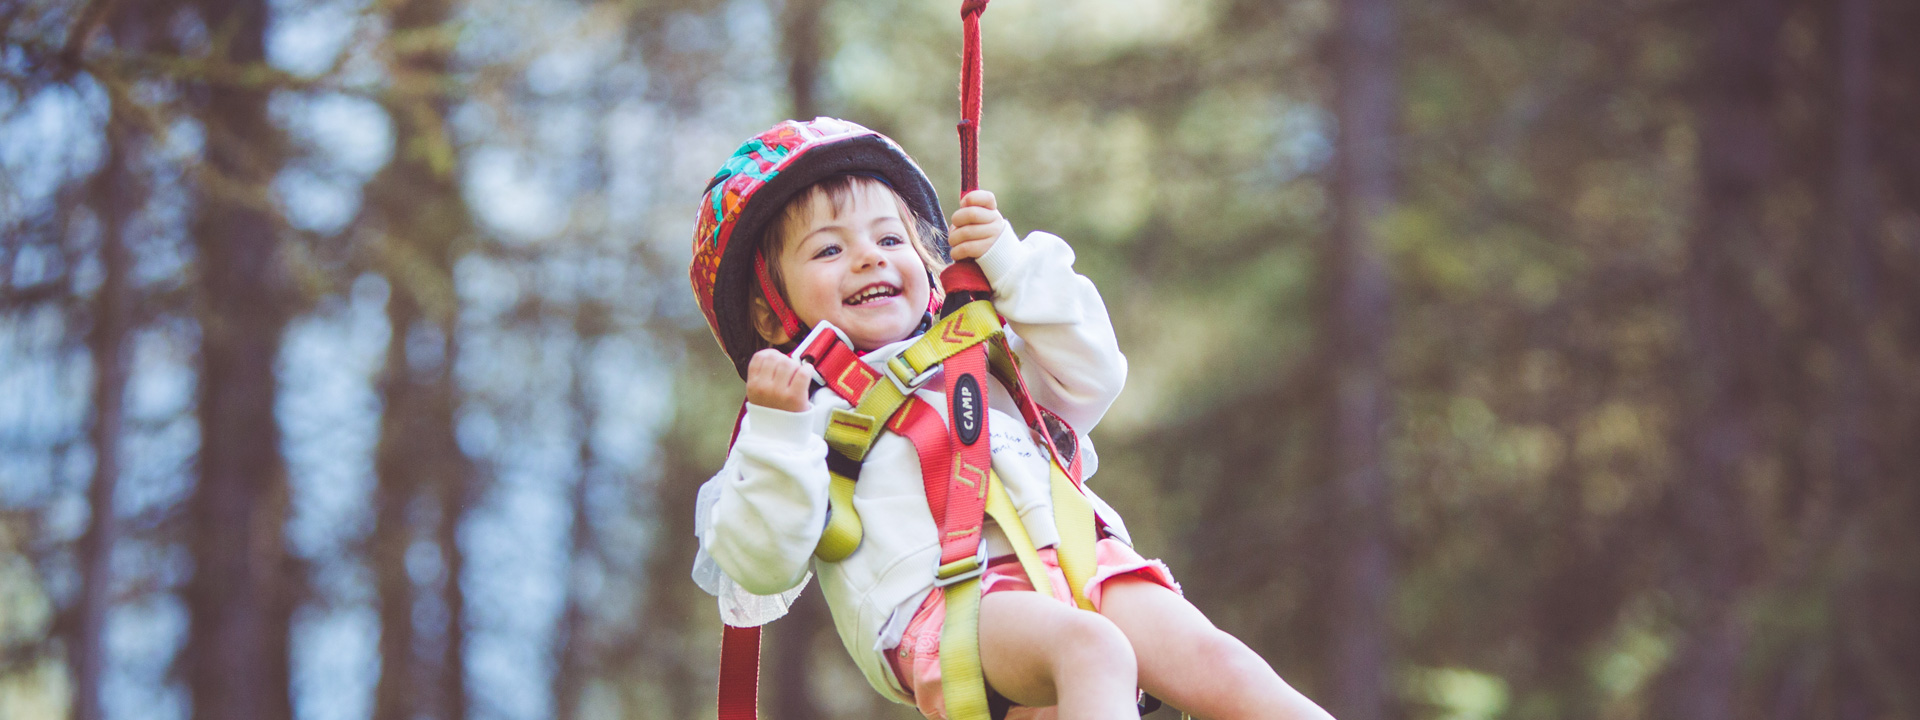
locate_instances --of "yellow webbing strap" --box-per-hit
[1048,461,1098,610]
[814,388,912,560]
[890,300,1002,383]
[985,472,1053,601]
[814,471,863,562]
[942,472,1048,720]
[940,577,989,720]
[987,335,1098,611]
[822,370,910,462]
[823,406,888,461]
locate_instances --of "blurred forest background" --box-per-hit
[2,0,1918,718]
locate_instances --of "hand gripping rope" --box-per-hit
[942,0,997,311]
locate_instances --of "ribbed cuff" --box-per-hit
[742,402,816,446]
[973,224,1030,286]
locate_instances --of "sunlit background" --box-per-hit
[3,0,1917,718]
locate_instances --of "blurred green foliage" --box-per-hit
[2,0,1918,717]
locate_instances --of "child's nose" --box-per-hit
[852,239,887,269]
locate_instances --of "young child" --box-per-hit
[688,117,1333,720]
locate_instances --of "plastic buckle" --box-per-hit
[790,321,852,384]
[885,354,939,396]
[933,547,989,587]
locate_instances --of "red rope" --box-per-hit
[958,0,989,196]
[945,0,993,298]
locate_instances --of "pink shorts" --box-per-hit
[885,538,1180,720]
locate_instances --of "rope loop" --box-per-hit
[960,0,989,18]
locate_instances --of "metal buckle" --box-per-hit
[885,354,939,396]
[790,321,852,384]
[933,547,989,587]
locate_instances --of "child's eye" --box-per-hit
[878,234,905,247]
[812,244,842,259]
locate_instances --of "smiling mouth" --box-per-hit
[844,283,901,305]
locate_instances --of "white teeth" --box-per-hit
[844,286,899,305]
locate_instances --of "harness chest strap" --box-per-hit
[796,302,1005,562]
[797,306,1102,602]
[795,308,1097,566]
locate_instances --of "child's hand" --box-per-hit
[947,189,1008,262]
[745,348,812,413]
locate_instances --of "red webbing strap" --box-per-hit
[717,624,761,720]
[942,261,992,296]
[797,328,878,402]
[940,343,993,567]
[889,399,954,523]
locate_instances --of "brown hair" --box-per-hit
[749,174,946,345]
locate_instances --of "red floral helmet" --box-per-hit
[689,118,947,378]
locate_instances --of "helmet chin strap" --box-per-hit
[755,249,805,342]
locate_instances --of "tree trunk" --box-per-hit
[434,380,471,720]
[367,0,472,716]
[1663,0,1783,716]
[1828,1,1877,717]
[638,419,712,720]
[369,311,420,720]
[1321,0,1398,717]
[184,1,296,719]
[73,90,141,720]
[554,316,605,720]
[552,413,592,720]
[1828,0,1875,518]
[782,0,827,120]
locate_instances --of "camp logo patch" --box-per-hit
[952,374,982,445]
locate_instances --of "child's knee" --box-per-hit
[1051,610,1136,677]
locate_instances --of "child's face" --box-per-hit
[771,181,931,351]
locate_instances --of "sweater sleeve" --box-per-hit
[972,225,1128,437]
[700,401,832,596]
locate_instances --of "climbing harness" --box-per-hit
[713,305,1108,720]
[792,302,1105,719]
[704,2,1174,717]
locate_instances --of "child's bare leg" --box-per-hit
[1097,576,1335,720]
[978,590,1138,719]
